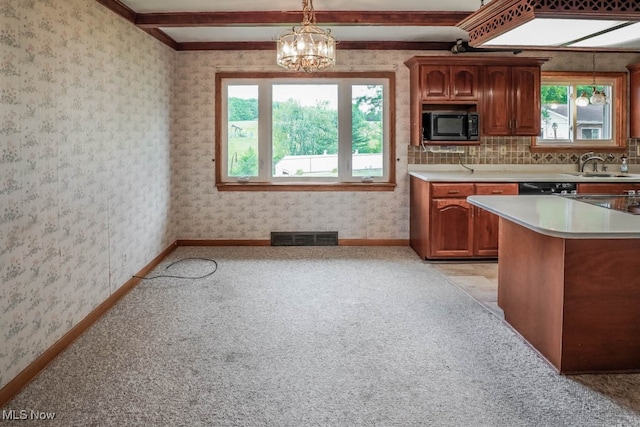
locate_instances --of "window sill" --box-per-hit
[216,182,397,192]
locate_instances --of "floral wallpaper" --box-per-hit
[2,0,640,395]
[0,0,174,389]
[172,50,413,241]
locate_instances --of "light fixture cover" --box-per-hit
[276,0,336,72]
[575,92,590,107]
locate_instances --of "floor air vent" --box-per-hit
[271,231,338,246]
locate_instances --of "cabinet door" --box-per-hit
[420,65,450,101]
[482,66,512,136]
[473,184,518,257]
[511,66,541,136]
[430,199,473,258]
[450,66,479,101]
[628,64,640,138]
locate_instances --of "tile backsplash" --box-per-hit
[408,137,639,166]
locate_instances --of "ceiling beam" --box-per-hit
[135,11,470,28]
[94,0,136,23]
[176,41,455,51]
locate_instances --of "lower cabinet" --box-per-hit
[410,178,518,259]
[578,183,640,194]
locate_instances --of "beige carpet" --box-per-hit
[3,246,640,426]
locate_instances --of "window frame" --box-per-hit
[215,72,396,192]
[531,71,627,152]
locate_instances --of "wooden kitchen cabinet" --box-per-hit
[409,179,517,259]
[482,66,541,136]
[473,183,518,257]
[430,183,475,258]
[404,56,548,146]
[578,183,640,194]
[420,65,479,102]
[627,63,640,138]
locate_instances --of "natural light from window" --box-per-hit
[218,73,393,189]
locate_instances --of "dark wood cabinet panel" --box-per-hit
[451,65,479,101]
[482,66,511,136]
[420,65,449,101]
[404,56,547,146]
[409,176,431,259]
[473,183,518,257]
[628,63,640,138]
[430,198,474,258]
[578,183,640,194]
[482,66,541,136]
[420,65,479,102]
[511,66,540,136]
[409,180,517,259]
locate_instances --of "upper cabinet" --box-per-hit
[404,56,549,146]
[482,65,540,136]
[420,65,479,102]
[628,63,640,139]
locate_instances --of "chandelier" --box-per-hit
[576,53,609,107]
[276,0,336,72]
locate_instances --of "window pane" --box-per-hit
[272,84,338,178]
[540,85,570,141]
[576,85,611,140]
[227,85,259,177]
[352,85,383,177]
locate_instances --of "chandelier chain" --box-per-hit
[302,0,315,25]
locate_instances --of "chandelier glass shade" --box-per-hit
[276,0,336,72]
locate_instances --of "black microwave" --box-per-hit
[422,111,479,141]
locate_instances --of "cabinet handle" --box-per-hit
[447,190,460,194]
[491,190,503,194]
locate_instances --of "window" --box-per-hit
[533,71,626,151]
[215,72,395,191]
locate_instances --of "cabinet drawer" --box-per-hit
[475,183,518,195]
[431,183,474,198]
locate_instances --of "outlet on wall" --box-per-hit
[637,145,640,156]
[468,146,476,156]
[499,145,507,155]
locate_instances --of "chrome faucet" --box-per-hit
[579,152,605,172]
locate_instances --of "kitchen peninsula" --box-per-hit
[468,194,640,374]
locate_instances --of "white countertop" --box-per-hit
[468,195,640,239]
[408,164,640,183]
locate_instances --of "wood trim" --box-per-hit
[143,28,179,50]
[176,239,271,246]
[135,11,471,28]
[176,239,408,247]
[215,183,397,192]
[532,71,627,151]
[0,242,178,407]
[339,239,409,246]
[94,0,136,23]
[177,41,454,51]
[215,71,396,192]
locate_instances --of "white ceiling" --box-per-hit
[118,0,484,46]
[116,0,640,50]
[120,0,487,13]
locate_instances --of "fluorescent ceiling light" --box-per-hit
[482,19,626,46]
[570,22,640,47]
